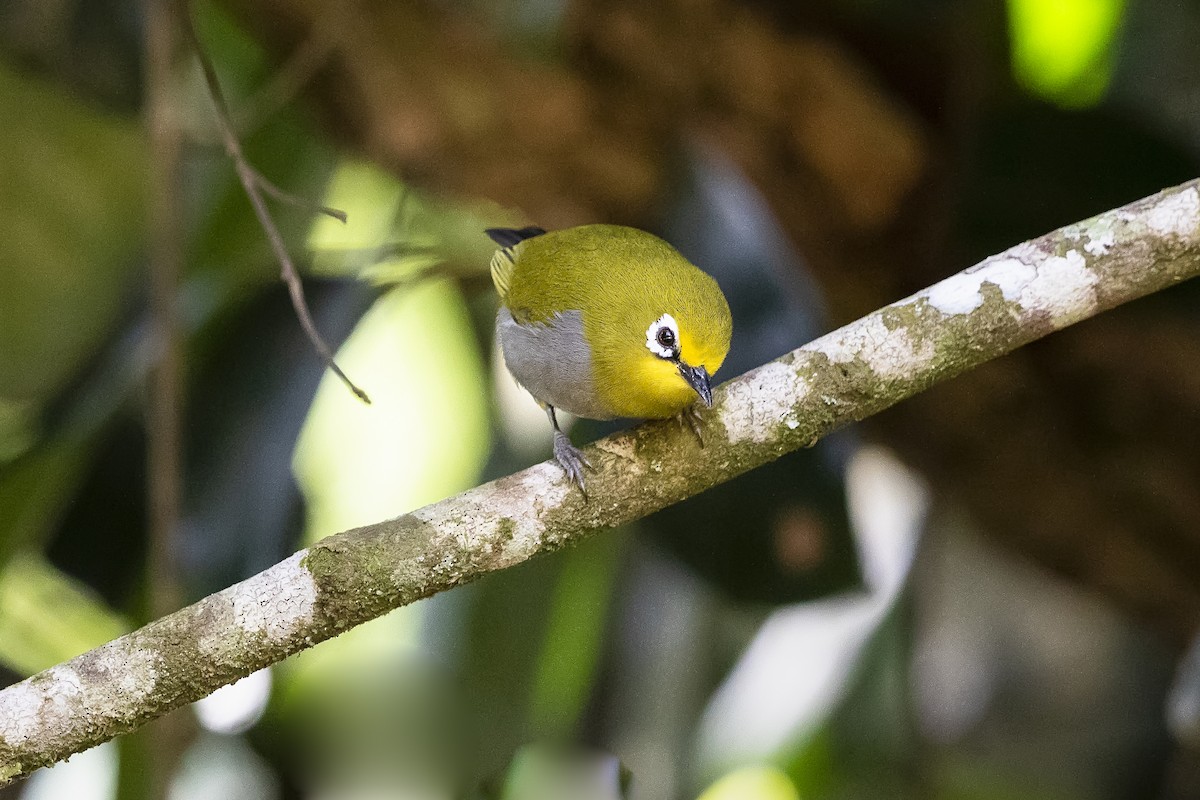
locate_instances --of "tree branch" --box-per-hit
[2,181,1199,784]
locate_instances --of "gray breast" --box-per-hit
[496,308,613,420]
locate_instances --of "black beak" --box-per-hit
[678,363,713,407]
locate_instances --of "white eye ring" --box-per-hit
[645,313,680,359]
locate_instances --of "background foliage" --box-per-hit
[1,0,1199,798]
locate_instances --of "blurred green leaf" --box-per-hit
[0,550,128,675]
[0,397,37,463]
[457,556,561,775]
[782,726,837,799]
[0,62,144,403]
[493,744,630,800]
[526,531,626,737]
[0,436,93,569]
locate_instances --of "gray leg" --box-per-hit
[547,406,591,493]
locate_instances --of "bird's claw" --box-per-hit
[553,431,592,496]
[677,405,705,447]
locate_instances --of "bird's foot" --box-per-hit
[677,405,705,447]
[553,430,592,495]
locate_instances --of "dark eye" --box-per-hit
[657,327,676,349]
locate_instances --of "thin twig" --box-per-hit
[255,171,348,223]
[181,1,370,404]
[145,0,186,640]
[142,1,193,797]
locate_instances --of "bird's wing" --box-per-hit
[485,227,546,302]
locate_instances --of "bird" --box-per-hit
[486,223,733,492]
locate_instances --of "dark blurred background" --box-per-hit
[2,0,1200,798]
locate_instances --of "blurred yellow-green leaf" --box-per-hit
[306,158,506,286]
[1008,0,1126,107]
[292,277,489,538]
[0,551,128,676]
[697,766,800,800]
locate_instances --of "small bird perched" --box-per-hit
[487,224,733,491]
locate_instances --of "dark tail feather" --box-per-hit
[485,226,547,247]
